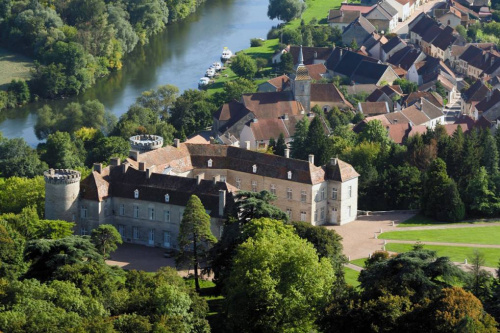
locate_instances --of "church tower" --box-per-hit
[292,45,312,111]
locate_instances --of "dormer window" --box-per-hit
[287,171,292,179]
[165,193,170,202]
[252,164,257,173]
[134,189,139,199]
[208,159,213,167]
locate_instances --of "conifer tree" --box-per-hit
[291,116,310,160]
[275,132,287,156]
[482,130,499,177]
[177,195,217,292]
[305,116,332,166]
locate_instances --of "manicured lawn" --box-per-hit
[344,267,360,287]
[398,213,500,228]
[0,47,33,89]
[385,243,500,268]
[204,66,238,95]
[242,38,280,62]
[350,258,367,268]
[380,226,500,245]
[286,0,345,29]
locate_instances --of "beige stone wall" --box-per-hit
[339,177,358,225]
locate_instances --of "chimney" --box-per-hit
[330,157,338,166]
[339,48,343,57]
[283,114,289,120]
[146,168,152,179]
[110,158,121,166]
[122,163,129,173]
[219,190,227,217]
[245,141,251,150]
[284,148,290,158]
[129,150,139,162]
[308,154,315,165]
[174,138,180,148]
[252,118,258,123]
[93,163,102,174]
[196,173,205,185]
[213,175,220,185]
[139,162,146,171]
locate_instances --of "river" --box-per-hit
[0,0,278,146]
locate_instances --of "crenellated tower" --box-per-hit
[129,135,164,153]
[44,169,81,221]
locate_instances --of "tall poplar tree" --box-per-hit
[177,195,217,292]
[275,132,287,156]
[291,116,310,160]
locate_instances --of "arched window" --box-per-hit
[165,193,170,202]
[252,164,257,173]
[134,189,139,199]
[287,171,292,179]
[207,159,213,167]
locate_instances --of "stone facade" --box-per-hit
[45,141,360,249]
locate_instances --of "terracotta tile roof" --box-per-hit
[80,169,110,201]
[383,85,404,96]
[214,100,251,121]
[405,91,444,108]
[421,98,444,120]
[242,91,305,118]
[396,0,410,5]
[266,75,290,91]
[442,123,471,135]
[391,65,407,77]
[358,102,390,115]
[408,124,428,137]
[385,111,410,124]
[386,123,411,144]
[185,131,211,144]
[310,83,353,108]
[305,63,328,81]
[340,4,375,13]
[401,105,430,125]
[325,159,360,182]
[366,89,385,102]
[328,9,361,24]
[247,116,301,141]
[363,114,392,126]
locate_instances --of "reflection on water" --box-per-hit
[0,0,277,146]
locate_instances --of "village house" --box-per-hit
[44,139,361,248]
[364,1,399,32]
[342,16,377,47]
[387,45,426,71]
[363,33,389,60]
[474,89,500,120]
[386,0,411,21]
[434,6,463,27]
[366,85,404,111]
[358,101,391,116]
[328,9,362,30]
[460,80,491,116]
[381,36,407,61]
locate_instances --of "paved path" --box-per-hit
[384,240,500,248]
[389,222,500,231]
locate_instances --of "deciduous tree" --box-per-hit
[91,224,123,258]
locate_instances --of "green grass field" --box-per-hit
[286,0,347,29]
[0,47,33,89]
[350,258,367,268]
[385,243,500,268]
[398,213,500,228]
[380,226,500,245]
[344,267,360,287]
[242,38,280,62]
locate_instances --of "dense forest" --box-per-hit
[0,0,205,105]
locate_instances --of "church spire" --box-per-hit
[298,45,304,65]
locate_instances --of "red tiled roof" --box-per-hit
[305,63,328,81]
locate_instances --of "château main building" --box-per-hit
[44,135,359,249]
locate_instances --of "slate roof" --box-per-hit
[247,116,301,141]
[289,46,332,65]
[331,50,379,77]
[387,46,424,70]
[351,61,391,84]
[328,9,361,24]
[421,98,444,120]
[214,100,250,121]
[462,80,491,103]
[379,1,398,16]
[410,14,440,36]
[383,37,405,53]
[475,89,500,113]
[422,25,444,44]
[431,26,459,51]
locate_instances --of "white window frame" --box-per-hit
[165,193,170,202]
[287,188,292,200]
[208,159,213,167]
[320,207,325,221]
[80,227,87,235]
[134,189,139,199]
[119,204,125,216]
[348,186,352,198]
[148,207,155,220]
[164,210,170,223]
[236,178,241,189]
[252,164,257,173]
[348,205,352,217]
[252,180,257,192]
[300,211,307,222]
[287,171,292,179]
[133,226,139,239]
[301,190,306,203]
[133,205,139,218]
[332,188,338,200]
[270,184,276,195]
[286,208,292,219]
[80,206,87,219]
[314,210,318,222]
[321,188,325,201]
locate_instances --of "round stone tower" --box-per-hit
[129,134,164,153]
[44,169,81,221]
